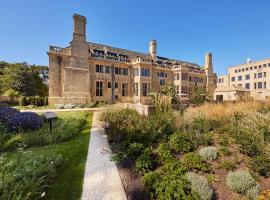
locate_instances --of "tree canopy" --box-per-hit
[0,61,48,97]
[189,87,208,106]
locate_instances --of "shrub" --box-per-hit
[249,154,270,177]
[8,112,43,132]
[226,170,260,199]
[218,146,232,156]
[55,104,65,109]
[169,132,195,153]
[186,172,214,200]
[101,108,145,143]
[234,132,263,157]
[219,134,230,146]
[182,152,210,172]
[126,143,144,159]
[229,112,265,156]
[157,143,174,163]
[20,96,27,106]
[64,103,75,109]
[143,161,200,200]
[142,171,159,189]
[218,161,236,171]
[246,184,261,200]
[0,107,20,123]
[135,148,155,173]
[20,96,48,107]
[198,146,218,161]
[191,117,219,134]
[145,110,176,142]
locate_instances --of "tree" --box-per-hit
[0,61,48,97]
[189,87,208,106]
[161,81,176,99]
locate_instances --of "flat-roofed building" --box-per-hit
[48,14,217,104]
[216,58,270,100]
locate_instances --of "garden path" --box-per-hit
[20,107,104,113]
[81,112,127,200]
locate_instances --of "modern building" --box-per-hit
[214,85,250,102]
[216,58,270,101]
[48,14,217,104]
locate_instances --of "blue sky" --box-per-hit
[1,0,270,75]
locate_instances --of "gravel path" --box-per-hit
[81,112,127,200]
[20,108,104,113]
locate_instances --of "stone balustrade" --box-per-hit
[49,46,71,55]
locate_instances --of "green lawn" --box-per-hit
[44,112,92,200]
[0,111,93,200]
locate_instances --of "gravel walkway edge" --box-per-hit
[81,112,127,200]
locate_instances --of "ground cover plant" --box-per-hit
[0,110,92,200]
[102,100,270,200]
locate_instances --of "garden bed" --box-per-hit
[0,110,93,200]
[102,102,270,200]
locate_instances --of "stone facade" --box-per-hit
[48,14,217,105]
[217,58,270,100]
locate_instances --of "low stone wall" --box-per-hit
[48,97,91,105]
[0,96,19,104]
[122,103,155,116]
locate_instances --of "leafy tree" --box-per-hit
[0,61,48,97]
[190,87,208,106]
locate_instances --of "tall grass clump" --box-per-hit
[184,101,267,121]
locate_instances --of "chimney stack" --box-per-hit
[72,14,87,42]
[205,52,213,73]
[149,40,157,58]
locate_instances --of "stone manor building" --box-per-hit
[48,14,217,104]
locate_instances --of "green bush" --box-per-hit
[101,108,146,143]
[218,146,232,156]
[135,148,155,173]
[234,133,263,157]
[143,161,200,200]
[191,117,220,134]
[20,96,27,106]
[186,172,214,200]
[219,134,230,146]
[142,171,159,190]
[228,112,265,157]
[145,110,176,142]
[226,170,260,199]
[126,142,144,159]
[169,132,195,153]
[0,150,63,200]
[182,152,210,172]
[157,143,174,163]
[249,154,270,177]
[218,161,236,171]
[198,146,218,161]
[20,96,48,107]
